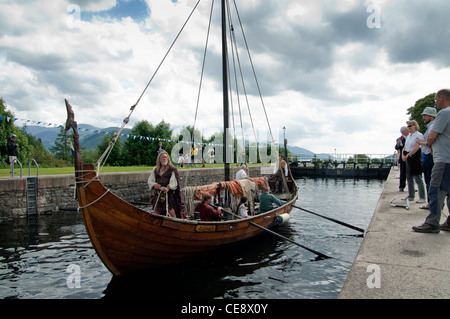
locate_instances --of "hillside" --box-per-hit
[24,125,324,159]
[24,124,131,150]
[287,145,331,160]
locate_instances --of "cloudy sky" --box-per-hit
[1,0,449,156]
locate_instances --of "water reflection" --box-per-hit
[0,178,384,299]
[0,213,111,299]
[103,233,288,299]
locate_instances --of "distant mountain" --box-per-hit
[24,124,131,150]
[287,145,331,160]
[24,125,324,159]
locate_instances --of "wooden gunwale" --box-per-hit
[77,164,297,275]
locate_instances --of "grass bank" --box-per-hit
[0,166,153,178]
[0,163,258,178]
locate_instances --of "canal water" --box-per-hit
[0,178,385,299]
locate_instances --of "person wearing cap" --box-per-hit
[413,89,450,233]
[7,134,18,174]
[416,106,437,209]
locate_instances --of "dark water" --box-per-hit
[0,178,384,299]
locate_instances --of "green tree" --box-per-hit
[1,98,16,166]
[49,126,74,164]
[20,127,57,167]
[81,148,98,165]
[407,93,435,134]
[123,120,154,166]
[352,154,369,162]
[122,120,175,166]
[97,131,123,166]
[0,98,31,168]
[154,120,175,158]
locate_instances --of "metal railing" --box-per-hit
[11,158,39,178]
[11,159,23,178]
[28,158,39,177]
[288,153,397,165]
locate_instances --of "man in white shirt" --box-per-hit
[413,89,450,233]
[402,120,426,202]
[235,165,248,180]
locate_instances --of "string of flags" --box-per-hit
[0,115,248,147]
[1,116,65,128]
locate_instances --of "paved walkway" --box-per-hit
[339,167,450,299]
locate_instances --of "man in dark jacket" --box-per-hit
[7,134,18,173]
[395,126,408,191]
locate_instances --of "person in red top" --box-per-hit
[195,194,222,221]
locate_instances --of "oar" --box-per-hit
[129,201,152,206]
[291,204,365,234]
[212,205,331,260]
[248,221,331,260]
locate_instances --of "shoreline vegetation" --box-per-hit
[0,163,266,178]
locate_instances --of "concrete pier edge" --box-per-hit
[339,167,450,299]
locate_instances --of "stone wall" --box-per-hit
[0,165,271,219]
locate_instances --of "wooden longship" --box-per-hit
[67,100,297,276]
[66,0,298,276]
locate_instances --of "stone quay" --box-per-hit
[0,165,270,220]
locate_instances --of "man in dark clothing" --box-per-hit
[194,194,222,221]
[156,141,165,154]
[395,126,408,191]
[7,134,18,174]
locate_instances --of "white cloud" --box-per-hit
[75,0,117,12]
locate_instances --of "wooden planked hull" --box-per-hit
[77,164,297,275]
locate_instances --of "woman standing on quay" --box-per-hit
[402,120,426,203]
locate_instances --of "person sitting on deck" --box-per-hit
[259,187,283,214]
[235,196,249,218]
[195,194,222,221]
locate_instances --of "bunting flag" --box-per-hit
[0,115,237,147]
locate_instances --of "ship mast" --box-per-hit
[221,0,230,181]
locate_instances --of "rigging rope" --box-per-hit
[228,32,245,164]
[134,0,201,109]
[192,0,215,135]
[96,0,278,171]
[231,0,274,144]
[191,0,278,165]
[226,2,257,164]
[96,0,201,171]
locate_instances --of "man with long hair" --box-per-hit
[148,151,185,218]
